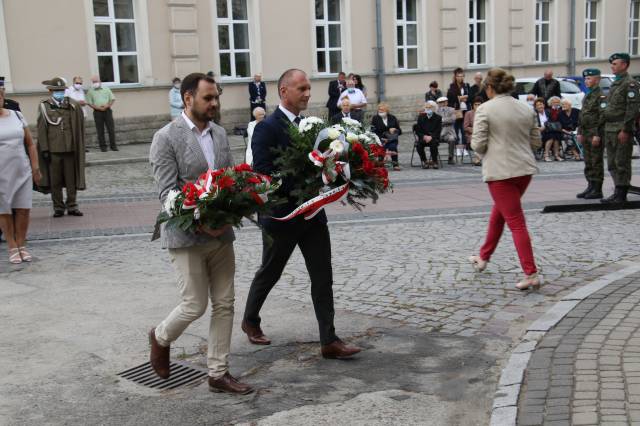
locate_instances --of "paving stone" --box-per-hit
[572,411,599,425]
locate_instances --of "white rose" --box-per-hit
[327,128,340,140]
[329,140,344,153]
[346,133,359,143]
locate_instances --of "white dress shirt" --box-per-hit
[337,88,367,108]
[65,86,88,117]
[278,104,300,122]
[181,111,216,169]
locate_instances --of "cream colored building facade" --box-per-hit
[2,0,640,127]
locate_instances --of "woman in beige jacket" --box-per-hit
[469,68,543,290]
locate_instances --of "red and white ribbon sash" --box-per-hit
[272,183,349,221]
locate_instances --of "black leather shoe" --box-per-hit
[67,210,84,216]
[110,146,119,151]
[576,181,593,198]
[53,211,64,218]
[100,147,108,152]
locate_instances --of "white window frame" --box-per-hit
[630,0,640,56]
[395,0,419,70]
[584,0,598,59]
[468,0,487,66]
[314,0,343,75]
[535,0,550,63]
[92,0,140,85]
[216,0,252,80]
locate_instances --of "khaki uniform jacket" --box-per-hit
[471,94,542,182]
[36,97,86,192]
[578,86,605,138]
[602,72,640,133]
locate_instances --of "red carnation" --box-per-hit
[234,163,253,172]
[246,176,262,184]
[363,161,375,174]
[215,175,236,190]
[250,191,265,205]
[370,145,386,157]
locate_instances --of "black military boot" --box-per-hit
[600,186,627,204]
[584,181,603,199]
[576,181,593,198]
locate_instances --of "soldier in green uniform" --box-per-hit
[576,68,605,199]
[36,77,86,217]
[601,53,640,203]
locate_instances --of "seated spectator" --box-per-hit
[533,97,550,160]
[245,106,266,166]
[543,96,564,162]
[371,102,402,171]
[337,78,367,123]
[415,101,442,169]
[435,97,458,164]
[425,81,443,103]
[464,96,484,166]
[332,98,354,124]
[559,98,581,161]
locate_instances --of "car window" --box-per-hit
[515,82,534,95]
[560,80,581,94]
[599,77,613,89]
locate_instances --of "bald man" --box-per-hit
[528,69,561,103]
[242,69,362,360]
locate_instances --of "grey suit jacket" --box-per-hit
[150,115,235,249]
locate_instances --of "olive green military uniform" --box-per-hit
[36,78,86,215]
[602,71,640,189]
[579,85,606,184]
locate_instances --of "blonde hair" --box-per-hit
[483,68,515,94]
[377,102,390,112]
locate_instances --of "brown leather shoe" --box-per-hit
[321,339,361,359]
[241,320,271,345]
[208,372,254,395]
[148,328,170,379]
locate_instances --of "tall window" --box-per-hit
[315,0,342,74]
[216,0,251,78]
[468,0,487,65]
[396,0,418,70]
[93,0,139,84]
[535,0,550,62]
[584,0,598,59]
[630,0,640,55]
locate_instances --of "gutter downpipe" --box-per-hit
[568,0,577,76]
[375,0,385,102]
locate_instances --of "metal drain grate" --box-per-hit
[117,361,208,390]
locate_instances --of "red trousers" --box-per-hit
[479,175,538,275]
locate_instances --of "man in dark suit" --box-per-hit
[415,101,442,169]
[527,69,561,103]
[242,68,361,359]
[248,73,267,121]
[326,71,347,119]
[331,97,353,124]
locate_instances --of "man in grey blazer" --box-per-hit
[148,73,253,395]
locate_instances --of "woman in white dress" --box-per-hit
[0,87,41,264]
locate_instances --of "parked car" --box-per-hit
[560,75,614,95]
[513,78,585,109]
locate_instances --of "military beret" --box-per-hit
[609,53,631,64]
[582,68,601,77]
[42,77,67,91]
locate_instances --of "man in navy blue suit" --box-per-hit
[241,69,361,359]
[248,73,267,121]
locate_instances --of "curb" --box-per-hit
[489,261,640,426]
[86,157,148,167]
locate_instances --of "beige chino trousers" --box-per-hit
[155,240,235,378]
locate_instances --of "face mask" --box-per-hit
[426,110,433,117]
[378,112,387,118]
[552,105,560,110]
[74,83,82,90]
[174,83,180,89]
[347,88,355,94]
[527,100,534,107]
[92,82,101,89]
[52,91,65,102]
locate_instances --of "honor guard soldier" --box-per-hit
[36,77,87,217]
[576,68,606,199]
[601,53,640,203]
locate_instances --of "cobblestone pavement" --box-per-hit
[518,272,640,426]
